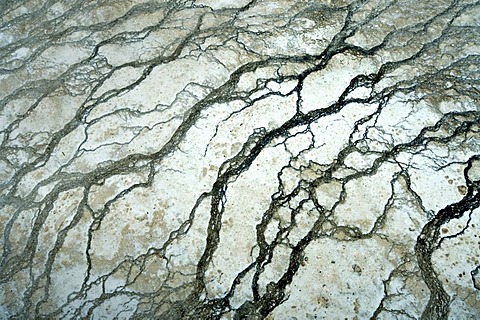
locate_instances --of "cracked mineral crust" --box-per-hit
[0,0,479,319]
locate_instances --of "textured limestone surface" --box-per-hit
[1,0,480,319]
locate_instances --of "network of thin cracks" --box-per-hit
[0,0,479,319]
